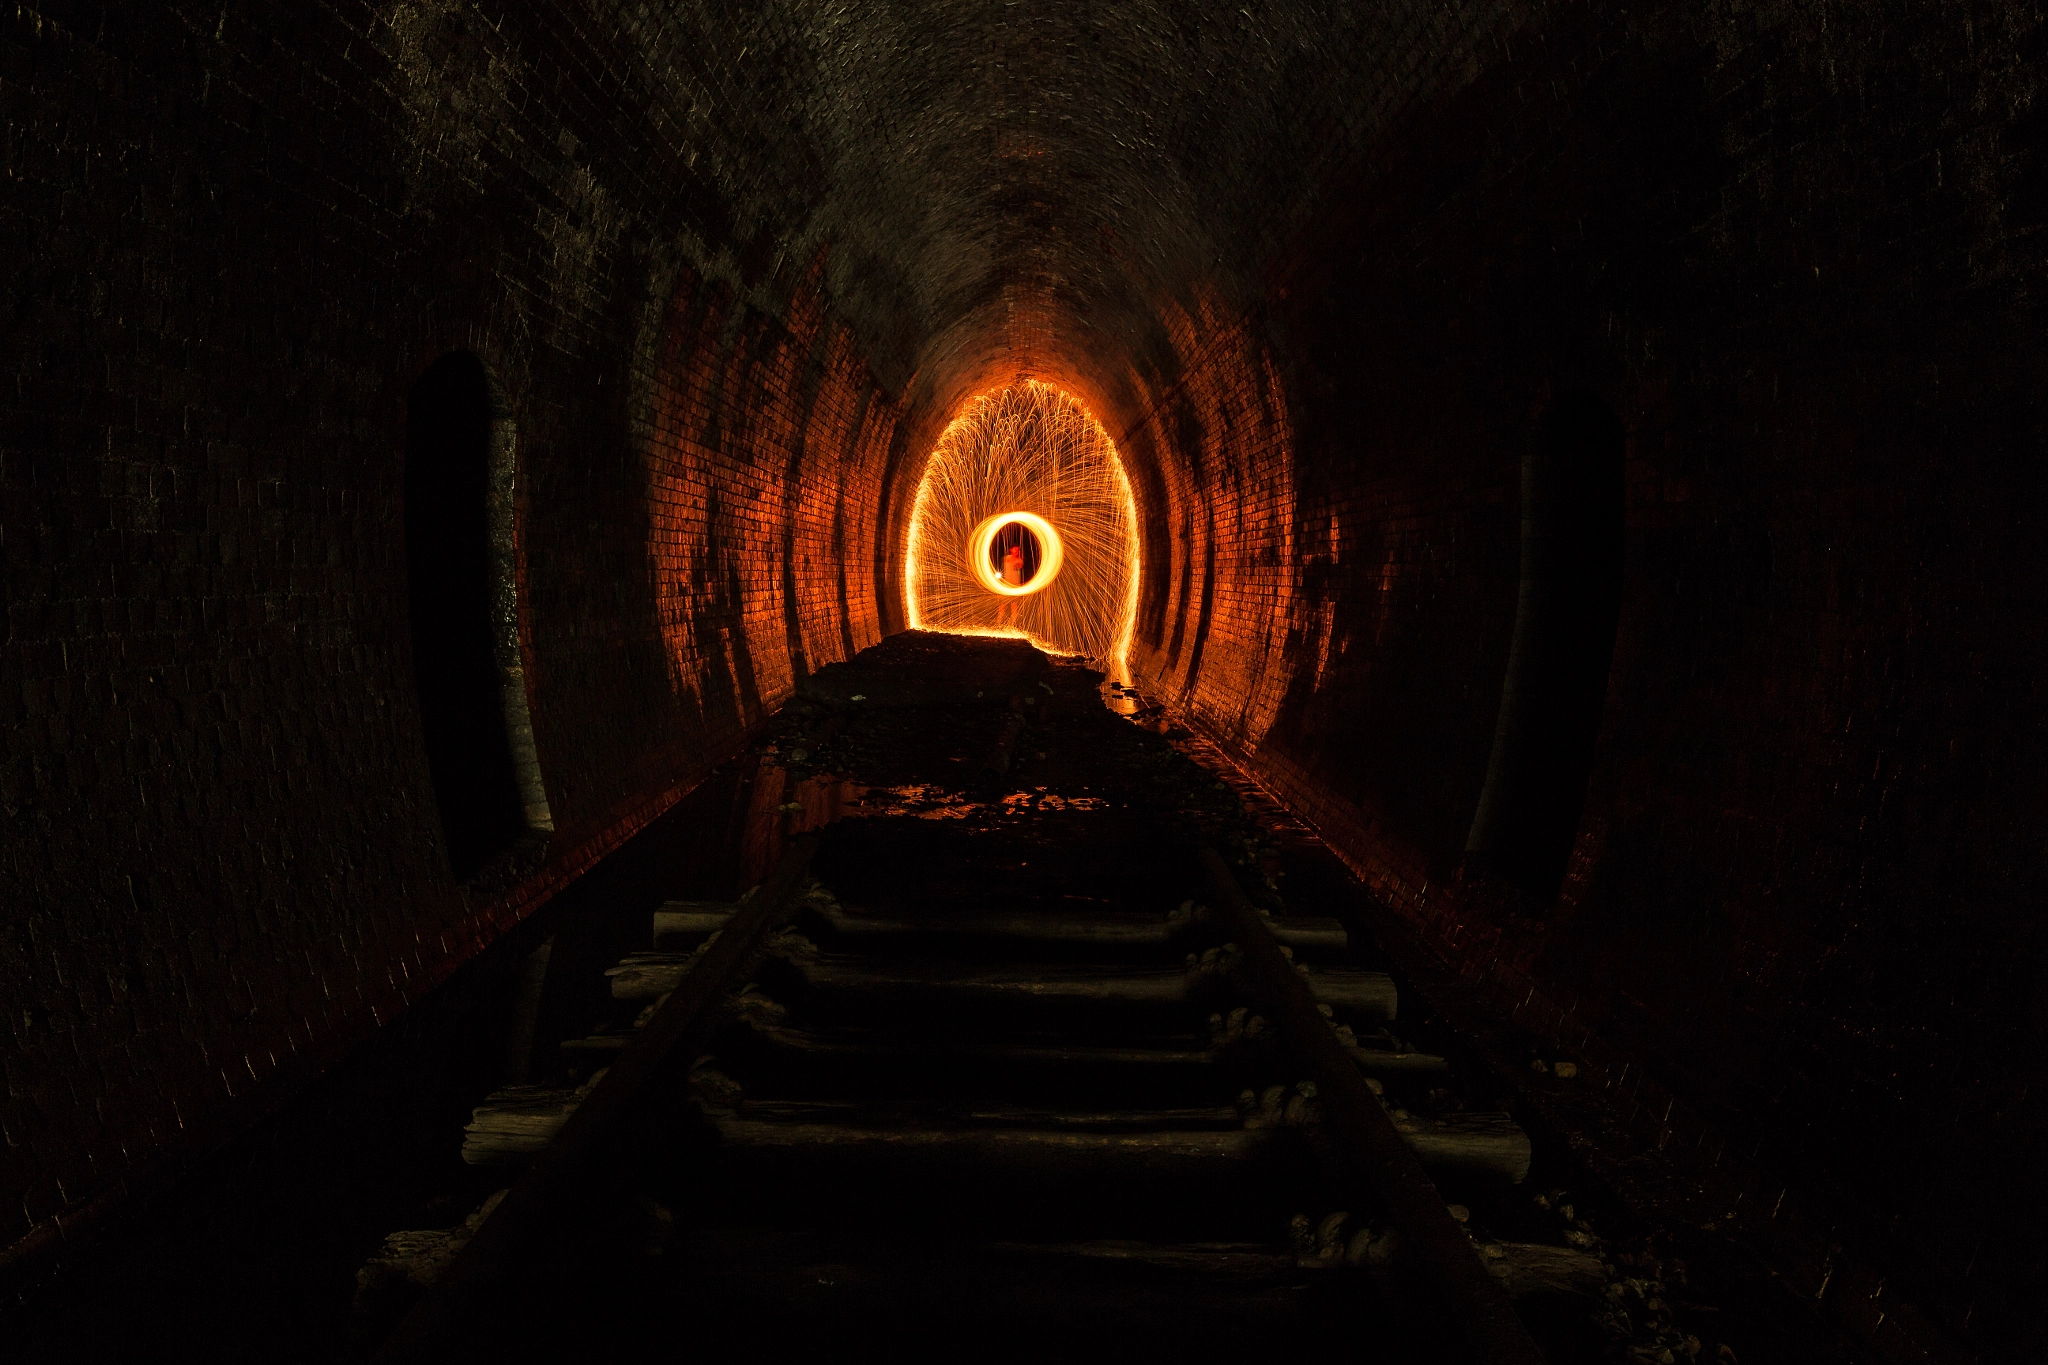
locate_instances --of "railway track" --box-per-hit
[358,633,1601,1362]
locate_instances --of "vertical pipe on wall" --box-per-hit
[484,385,554,835]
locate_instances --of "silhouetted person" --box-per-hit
[997,541,1026,627]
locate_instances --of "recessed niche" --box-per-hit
[1465,390,1627,908]
[403,351,552,882]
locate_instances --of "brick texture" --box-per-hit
[10,2,2048,1357]
[0,0,903,1273]
[1094,5,2048,1358]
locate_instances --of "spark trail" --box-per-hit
[906,381,1140,683]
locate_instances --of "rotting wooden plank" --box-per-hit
[729,1014,1446,1079]
[765,956,1397,1020]
[654,898,1348,953]
[456,1084,1525,1184]
[791,958,1194,1002]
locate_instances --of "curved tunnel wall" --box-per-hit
[1071,10,2048,1351]
[9,2,2048,1354]
[0,1,907,1275]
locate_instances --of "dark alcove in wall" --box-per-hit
[404,352,534,881]
[1463,391,1627,909]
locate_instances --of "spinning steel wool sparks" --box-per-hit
[905,382,1140,682]
[969,511,1063,596]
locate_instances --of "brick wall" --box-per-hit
[11,0,2048,1354]
[0,0,901,1278]
[1102,4,2048,1357]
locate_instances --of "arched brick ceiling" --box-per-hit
[612,0,1487,436]
[14,8,2048,1357]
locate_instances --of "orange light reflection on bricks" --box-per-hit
[1119,289,1298,749]
[905,381,1139,683]
[644,257,897,746]
[968,510,1064,596]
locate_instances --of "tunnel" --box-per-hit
[5,3,2047,1361]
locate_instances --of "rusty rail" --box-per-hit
[374,833,823,1363]
[1197,846,1549,1365]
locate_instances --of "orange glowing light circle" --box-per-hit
[970,511,1064,597]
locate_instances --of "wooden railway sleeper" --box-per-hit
[606,943,1400,1021]
[455,1071,1529,1184]
[359,641,1579,1361]
[652,894,1348,954]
